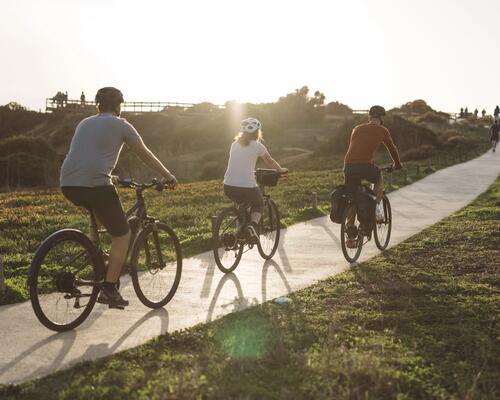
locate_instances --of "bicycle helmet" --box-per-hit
[95,87,124,105]
[369,105,386,118]
[240,118,262,134]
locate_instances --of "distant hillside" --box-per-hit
[0,94,488,188]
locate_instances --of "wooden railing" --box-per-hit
[45,98,225,113]
[45,98,461,119]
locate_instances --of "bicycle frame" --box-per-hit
[71,186,159,285]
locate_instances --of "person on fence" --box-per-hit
[494,106,500,121]
[490,120,499,152]
[343,105,403,248]
[60,87,177,308]
[80,91,86,105]
[223,118,287,242]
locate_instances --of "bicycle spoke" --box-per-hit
[30,233,99,331]
[132,224,181,306]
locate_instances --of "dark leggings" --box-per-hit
[223,185,264,213]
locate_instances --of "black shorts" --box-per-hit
[61,186,129,237]
[223,185,264,213]
[344,163,382,189]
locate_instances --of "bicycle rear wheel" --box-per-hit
[340,205,363,263]
[29,229,101,332]
[213,207,244,273]
[374,195,392,250]
[257,198,281,259]
[130,222,182,308]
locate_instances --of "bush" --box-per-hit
[417,111,450,125]
[0,103,47,140]
[325,101,352,116]
[396,99,434,114]
[401,144,437,161]
[0,136,58,187]
[445,135,479,149]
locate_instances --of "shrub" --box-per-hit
[417,111,449,125]
[401,144,437,161]
[0,136,58,187]
[325,101,352,116]
[445,135,479,149]
[397,99,434,114]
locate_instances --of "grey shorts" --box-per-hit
[344,163,382,189]
[62,186,129,237]
[223,185,264,213]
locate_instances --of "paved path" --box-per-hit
[0,152,498,385]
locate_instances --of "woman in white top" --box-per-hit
[223,118,288,240]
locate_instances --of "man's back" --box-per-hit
[60,113,141,187]
[345,122,400,165]
[491,123,500,139]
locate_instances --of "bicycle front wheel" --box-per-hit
[374,195,392,250]
[340,205,363,263]
[213,207,244,273]
[29,229,101,332]
[257,199,281,259]
[130,223,182,308]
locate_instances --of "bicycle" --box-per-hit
[212,169,285,273]
[340,166,393,263]
[28,178,182,332]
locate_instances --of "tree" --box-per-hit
[310,91,325,108]
[273,86,325,126]
[398,99,433,114]
[326,101,353,116]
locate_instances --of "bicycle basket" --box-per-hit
[255,169,280,187]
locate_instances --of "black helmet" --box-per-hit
[369,105,386,118]
[95,87,124,105]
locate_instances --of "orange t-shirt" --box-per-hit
[344,122,402,166]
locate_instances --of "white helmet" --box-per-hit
[240,117,262,134]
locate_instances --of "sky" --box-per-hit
[0,0,498,113]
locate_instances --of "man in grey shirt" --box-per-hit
[60,87,177,308]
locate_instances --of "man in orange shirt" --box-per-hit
[343,106,402,244]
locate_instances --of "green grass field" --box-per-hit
[0,147,487,305]
[1,171,498,400]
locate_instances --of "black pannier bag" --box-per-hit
[330,185,348,223]
[355,186,376,228]
[255,168,280,187]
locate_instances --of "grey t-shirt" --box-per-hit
[60,113,142,187]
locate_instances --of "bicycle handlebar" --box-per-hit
[117,178,176,191]
[254,168,288,175]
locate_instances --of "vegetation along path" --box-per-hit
[0,151,498,386]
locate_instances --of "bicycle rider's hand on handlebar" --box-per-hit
[393,162,403,171]
[161,174,178,189]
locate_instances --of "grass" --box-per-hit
[0,146,488,305]
[0,174,498,399]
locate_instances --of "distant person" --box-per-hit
[60,87,177,308]
[53,91,64,108]
[80,91,86,105]
[474,109,479,119]
[64,91,68,105]
[464,107,469,117]
[494,105,500,121]
[490,120,499,152]
[459,107,464,118]
[481,109,487,118]
[343,106,403,248]
[223,118,287,241]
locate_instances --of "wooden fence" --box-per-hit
[46,98,225,113]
